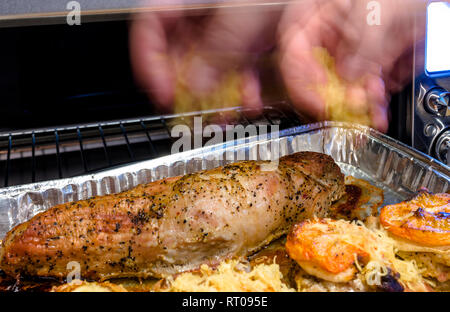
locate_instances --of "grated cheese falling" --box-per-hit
[312,47,372,126]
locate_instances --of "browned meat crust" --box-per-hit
[0,152,344,280]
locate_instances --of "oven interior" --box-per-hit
[0,9,419,188]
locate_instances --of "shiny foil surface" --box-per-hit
[0,121,448,238]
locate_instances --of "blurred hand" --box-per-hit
[129,4,280,116]
[130,0,427,132]
[277,0,426,131]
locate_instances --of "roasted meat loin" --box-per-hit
[0,152,345,280]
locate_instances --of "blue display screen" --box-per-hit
[426,2,450,75]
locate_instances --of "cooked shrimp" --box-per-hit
[285,219,371,282]
[379,191,450,247]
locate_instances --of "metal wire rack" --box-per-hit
[0,105,303,187]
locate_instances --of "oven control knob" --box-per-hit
[425,88,450,117]
[424,123,438,137]
[434,130,450,165]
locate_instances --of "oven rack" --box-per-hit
[0,105,302,187]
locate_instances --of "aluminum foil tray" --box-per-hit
[0,121,449,239]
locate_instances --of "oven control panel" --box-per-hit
[413,2,450,166]
[414,79,450,165]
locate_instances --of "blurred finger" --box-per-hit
[184,55,221,96]
[365,74,389,132]
[371,102,389,133]
[365,74,388,108]
[384,47,415,93]
[129,12,179,111]
[240,68,263,117]
[279,30,328,120]
[346,84,369,112]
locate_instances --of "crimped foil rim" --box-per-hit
[0,121,448,198]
